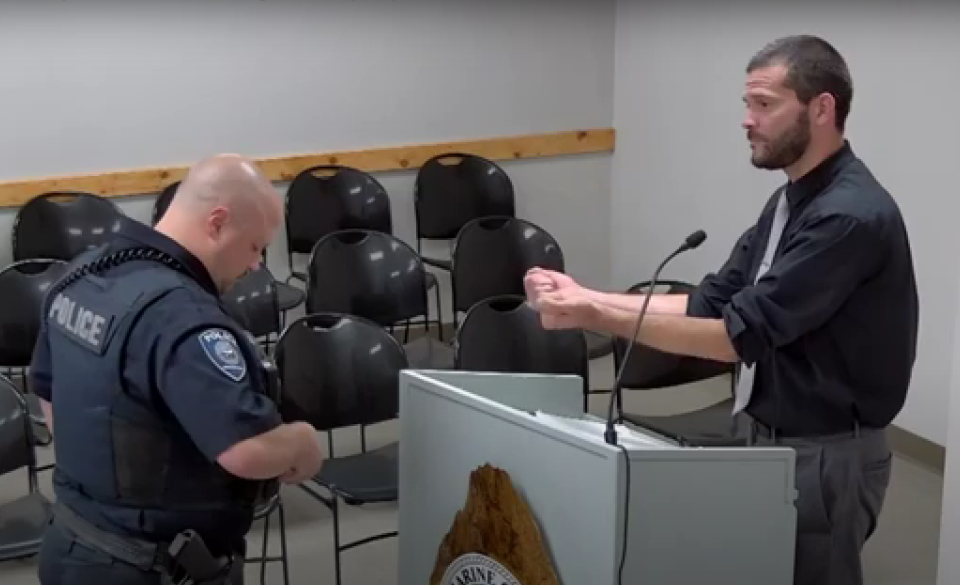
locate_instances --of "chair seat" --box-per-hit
[622,398,747,447]
[276,281,305,311]
[583,330,613,360]
[22,393,52,446]
[421,257,452,271]
[0,492,52,560]
[25,392,44,425]
[253,493,281,520]
[404,337,455,370]
[315,442,398,504]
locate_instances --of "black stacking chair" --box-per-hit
[455,295,590,402]
[274,313,405,585]
[413,153,515,271]
[0,259,69,445]
[284,165,393,282]
[154,181,305,317]
[0,374,52,562]
[244,488,289,585]
[151,181,179,226]
[610,280,743,447]
[243,357,289,585]
[221,264,282,353]
[305,230,454,370]
[450,216,563,326]
[284,165,444,338]
[210,347,286,585]
[450,215,612,359]
[12,191,124,262]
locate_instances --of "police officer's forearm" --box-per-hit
[217,422,319,480]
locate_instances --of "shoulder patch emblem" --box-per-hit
[198,328,247,382]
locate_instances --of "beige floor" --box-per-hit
[0,356,944,584]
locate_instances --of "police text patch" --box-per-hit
[48,292,114,355]
[198,329,247,382]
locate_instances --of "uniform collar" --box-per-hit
[117,218,219,296]
[784,140,855,208]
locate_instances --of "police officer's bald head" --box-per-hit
[157,154,282,292]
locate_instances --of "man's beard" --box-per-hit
[750,109,811,170]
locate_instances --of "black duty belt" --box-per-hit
[52,502,238,584]
[53,502,172,572]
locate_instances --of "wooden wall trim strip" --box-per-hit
[0,128,615,208]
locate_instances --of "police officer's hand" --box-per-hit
[280,422,324,484]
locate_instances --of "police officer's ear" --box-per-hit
[206,206,231,240]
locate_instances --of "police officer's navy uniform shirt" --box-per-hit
[30,217,281,550]
[686,141,919,436]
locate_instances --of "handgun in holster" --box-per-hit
[165,530,237,585]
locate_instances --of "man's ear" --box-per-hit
[813,93,836,127]
[206,207,229,240]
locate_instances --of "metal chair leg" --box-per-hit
[278,499,291,585]
[434,284,444,342]
[332,497,342,585]
[260,510,271,585]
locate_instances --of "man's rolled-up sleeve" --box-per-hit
[686,225,757,318]
[723,213,881,365]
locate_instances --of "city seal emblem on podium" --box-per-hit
[429,464,561,585]
[440,553,521,585]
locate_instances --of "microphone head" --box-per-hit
[685,230,707,249]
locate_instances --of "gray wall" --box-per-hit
[0,0,616,319]
[610,1,960,447]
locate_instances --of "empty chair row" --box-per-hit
[7,157,548,356]
[284,154,514,277]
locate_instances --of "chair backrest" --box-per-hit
[285,166,393,255]
[12,191,125,262]
[152,181,180,225]
[451,216,564,314]
[454,295,589,385]
[0,259,69,367]
[413,153,515,241]
[274,313,408,432]
[306,229,429,325]
[613,280,734,388]
[0,374,33,478]
[221,264,281,339]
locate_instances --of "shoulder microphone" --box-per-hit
[604,230,707,446]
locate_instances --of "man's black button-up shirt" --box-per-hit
[687,141,919,436]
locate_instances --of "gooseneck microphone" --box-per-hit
[604,229,707,446]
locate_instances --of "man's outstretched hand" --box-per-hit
[524,267,578,297]
[524,267,597,330]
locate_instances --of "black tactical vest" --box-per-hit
[44,247,277,526]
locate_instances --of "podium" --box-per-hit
[397,370,798,585]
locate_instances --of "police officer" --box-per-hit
[31,154,325,585]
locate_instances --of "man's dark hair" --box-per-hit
[747,35,853,132]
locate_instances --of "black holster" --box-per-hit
[52,503,240,585]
